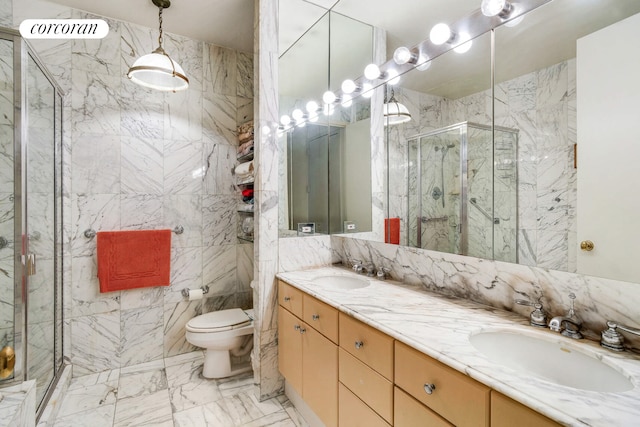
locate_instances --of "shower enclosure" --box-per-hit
[407,122,518,262]
[0,28,65,415]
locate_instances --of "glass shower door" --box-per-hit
[25,52,62,407]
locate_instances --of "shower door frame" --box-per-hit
[410,122,470,255]
[1,27,66,411]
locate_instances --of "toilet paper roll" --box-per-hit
[188,289,203,301]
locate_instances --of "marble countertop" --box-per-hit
[277,266,640,427]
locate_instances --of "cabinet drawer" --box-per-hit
[339,313,394,380]
[338,382,391,427]
[339,348,393,424]
[303,327,338,427]
[394,386,453,427]
[278,280,303,317]
[395,341,490,427]
[303,294,338,344]
[491,391,562,427]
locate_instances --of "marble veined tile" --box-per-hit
[56,379,118,419]
[71,11,121,76]
[53,404,115,427]
[168,373,223,412]
[119,194,163,230]
[202,195,237,246]
[67,369,119,391]
[70,255,120,317]
[71,193,120,257]
[163,300,201,357]
[120,76,164,140]
[166,246,203,304]
[202,244,237,295]
[163,194,203,248]
[71,70,121,137]
[205,44,237,97]
[162,33,204,91]
[120,305,164,367]
[164,89,203,142]
[163,140,204,195]
[71,134,121,194]
[120,136,163,195]
[70,311,121,375]
[173,401,234,427]
[221,388,284,426]
[237,51,254,99]
[203,141,237,196]
[113,389,173,427]
[118,360,167,400]
[203,93,237,145]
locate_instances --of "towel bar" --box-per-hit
[84,225,184,239]
[181,285,210,298]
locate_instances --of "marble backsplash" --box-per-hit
[279,235,640,348]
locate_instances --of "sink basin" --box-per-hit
[470,330,633,392]
[311,275,370,290]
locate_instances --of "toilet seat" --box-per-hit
[186,308,251,333]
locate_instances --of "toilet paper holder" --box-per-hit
[181,285,210,298]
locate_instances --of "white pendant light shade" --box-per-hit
[127,50,189,91]
[127,0,189,92]
[384,89,411,126]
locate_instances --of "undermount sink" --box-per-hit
[470,330,633,392]
[311,275,370,290]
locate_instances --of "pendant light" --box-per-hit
[383,88,411,126]
[127,0,189,92]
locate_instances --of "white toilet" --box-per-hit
[185,308,254,379]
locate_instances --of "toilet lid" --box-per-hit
[187,308,251,331]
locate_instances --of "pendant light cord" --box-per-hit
[158,6,164,49]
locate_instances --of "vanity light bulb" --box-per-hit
[341,79,357,94]
[386,69,401,86]
[341,94,353,108]
[361,82,373,98]
[291,109,304,121]
[364,63,381,80]
[393,47,413,65]
[322,90,337,104]
[261,125,271,136]
[306,100,319,114]
[416,53,431,71]
[430,23,452,45]
[481,0,507,17]
[453,32,473,54]
[280,114,291,126]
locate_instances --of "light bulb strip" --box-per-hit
[277,0,550,131]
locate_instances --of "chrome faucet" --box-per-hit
[600,321,640,352]
[515,298,547,328]
[376,267,390,280]
[548,293,583,339]
[350,259,363,274]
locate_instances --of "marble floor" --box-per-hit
[51,351,309,427]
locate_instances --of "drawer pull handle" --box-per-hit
[284,296,291,302]
[312,314,320,321]
[423,383,436,395]
[354,341,364,349]
[294,325,300,331]
[299,327,306,334]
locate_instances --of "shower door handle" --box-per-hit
[0,346,15,379]
[26,253,36,276]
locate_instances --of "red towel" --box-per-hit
[385,218,400,245]
[97,229,171,293]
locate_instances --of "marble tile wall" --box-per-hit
[253,0,282,400]
[8,0,255,377]
[390,59,576,272]
[0,380,36,427]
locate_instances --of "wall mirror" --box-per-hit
[277,0,640,284]
[278,1,374,236]
[385,0,640,283]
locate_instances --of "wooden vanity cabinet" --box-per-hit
[491,391,562,427]
[395,341,490,427]
[394,386,453,427]
[278,281,338,427]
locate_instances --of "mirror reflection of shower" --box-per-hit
[433,143,456,208]
[407,122,518,263]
